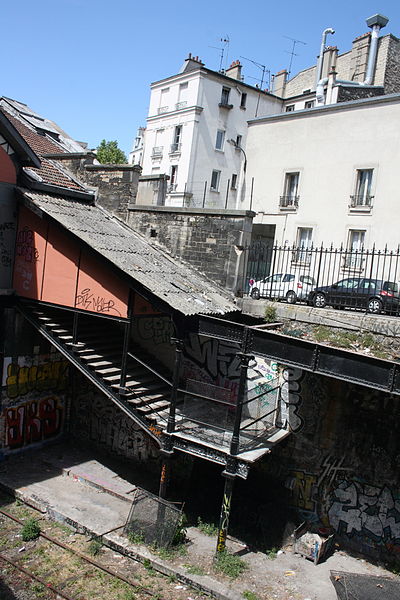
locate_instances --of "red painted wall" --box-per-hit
[0,146,16,184]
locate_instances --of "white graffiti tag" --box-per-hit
[328,480,400,542]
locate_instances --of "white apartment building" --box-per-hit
[136,55,282,208]
[246,93,400,252]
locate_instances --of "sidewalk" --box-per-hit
[0,441,397,600]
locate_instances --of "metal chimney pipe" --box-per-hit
[364,14,389,85]
[315,28,335,89]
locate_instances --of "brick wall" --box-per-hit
[127,206,254,292]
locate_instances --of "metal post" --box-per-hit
[216,469,235,554]
[230,329,254,456]
[159,451,172,499]
[249,177,254,211]
[202,181,207,208]
[72,312,79,345]
[167,337,184,434]
[119,291,133,393]
[225,179,230,209]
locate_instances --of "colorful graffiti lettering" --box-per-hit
[184,334,240,380]
[6,359,69,399]
[288,470,317,511]
[328,480,400,543]
[5,396,63,449]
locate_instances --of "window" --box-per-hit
[231,173,237,189]
[285,104,295,112]
[305,100,315,109]
[240,92,247,108]
[351,169,374,207]
[294,227,313,264]
[280,172,299,208]
[210,170,221,191]
[176,82,188,110]
[220,87,231,105]
[158,88,169,113]
[169,165,178,191]
[171,125,182,153]
[345,230,366,269]
[215,129,225,150]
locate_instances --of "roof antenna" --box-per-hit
[209,36,230,72]
[284,35,307,75]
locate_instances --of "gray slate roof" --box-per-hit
[21,189,237,317]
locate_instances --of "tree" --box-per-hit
[96,139,127,164]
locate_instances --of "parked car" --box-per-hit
[308,277,400,314]
[248,273,316,303]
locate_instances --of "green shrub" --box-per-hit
[264,304,277,323]
[21,518,40,541]
[214,550,247,578]
[88,537,102,556]
[197,517,219,536]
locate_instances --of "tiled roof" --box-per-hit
[21,189,237,317]
[1,109,88,193]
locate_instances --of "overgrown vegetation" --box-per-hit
[127,530,145,544]
[172,513,187,545]
[264,303,277,323]
[88,537,103,556]
[184,563,206,575]
[312,325,387,357]
[243,591,260,600]
[214,550,248,578]
[265,546,278,560]
[197,517,219,536]
[21,518,41,541]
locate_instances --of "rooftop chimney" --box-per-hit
[179,53,205,73]
[225,60,242,81]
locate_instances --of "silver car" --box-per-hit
[249,272,316,303]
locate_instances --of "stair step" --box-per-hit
[94,366,121,376]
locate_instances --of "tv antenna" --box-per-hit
[240,55,270,89]
[209,36,230,72]
[284,35,307,75]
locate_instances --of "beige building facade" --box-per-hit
[246,93,400,252]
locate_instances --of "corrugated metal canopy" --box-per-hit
[20,189,238,317]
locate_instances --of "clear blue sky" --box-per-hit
[3,1,399,155]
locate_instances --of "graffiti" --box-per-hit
[185,334,240,380]
[6,358,69,399]
[329,480,400,544]
[4,396,63,449]
[288,470,317,511]
[217,492,232,552]
[137,317,174,345]
[75,288,121,316]
[74,393,159,462]
[16,227,39,262]
[278,367,304,432]
[149,424,162,437]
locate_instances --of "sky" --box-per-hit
[3,1,400,155]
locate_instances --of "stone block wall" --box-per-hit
[127,206,254,293]
[383,35,400,93]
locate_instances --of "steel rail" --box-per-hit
[0,508,167,600]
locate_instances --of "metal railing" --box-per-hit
[157,106,169,114]
[151,146,163,157]
[243,243,400,314]
[175,101,187,110]
[279,195,299,209]
[169,143,181,153]
[349,194,374,208]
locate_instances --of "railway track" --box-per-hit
[0,506,203,600]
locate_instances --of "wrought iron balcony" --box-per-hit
[151,146,163,158]
[157,106,169,114]
[218,101,233,109]
[169,143,181,154]
[349,194,374,209]
[175,101,187,110]
[279,195,299,209]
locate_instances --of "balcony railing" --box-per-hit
[157,106,169,114]
[279,195,299,209]
[151,146,163,157]
[349,194,374,209]
[218,101,233,109]
[169,143,182,154]
[167,184,178,193]
[175,101,187,110]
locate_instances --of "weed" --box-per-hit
[15,498,23,507]
[184,563,205,575]
[197,517,218,536]
[214,550,247,578]
[127,530,145,544]
[21,518,41,541]
[264,303,277,323]
[265,546,278,560]
[172,513,187,545]
[30,582,46,597]
[167,574,177,583]
[88,537,102,556]
[243,591,260,600]
[122,591,137,600]
[143,558,155,574]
